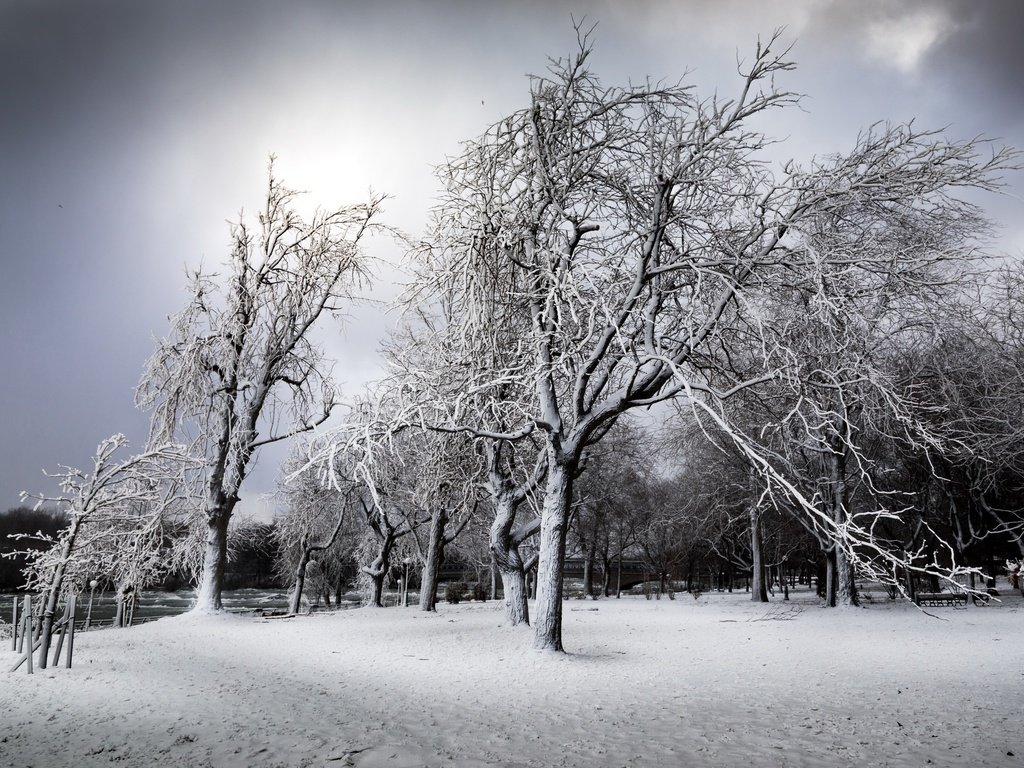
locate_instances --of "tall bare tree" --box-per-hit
[407,32,796,649]
[138,164,382,611]
[406,29,1015,649]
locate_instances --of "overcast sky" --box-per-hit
[2,0,1022,520]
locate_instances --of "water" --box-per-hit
[6,588,365,629]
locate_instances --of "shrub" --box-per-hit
[445,581,467,604]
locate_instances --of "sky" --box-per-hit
[2,0,1022,520]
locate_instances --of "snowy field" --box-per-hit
[2,590,1021,768]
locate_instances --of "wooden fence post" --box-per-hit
[32,595,43,642]
[11,597,18,652]
[16,598,25,651]
[65,594,77,669]
[24,595,33,675]
[52,601,68,667]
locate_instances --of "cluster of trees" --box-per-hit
[10,31,1023,656]
[333,31,1019,651]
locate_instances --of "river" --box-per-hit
[3,588,365,631]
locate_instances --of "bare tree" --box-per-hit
[404,23,1019,648]
[273,447,357,615]
[354,495,418,608]
[18,435,192,667]
[480,439,545,623]
[891,264,1024,584]
[383,239,547,623]
[733,124,1016,605]
[137,164,382,611]
[397,431,480,612]
[408,30,817,650]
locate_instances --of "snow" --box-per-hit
[2,590,1021,767]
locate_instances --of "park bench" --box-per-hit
[913,591,969,608]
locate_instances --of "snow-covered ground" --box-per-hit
[2,589,1021,767]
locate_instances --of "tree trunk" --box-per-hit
[114,579,133,628]
[289,536,312,615]
[369,570,386,608]
[38,585,62,670]
[499,567,529,625]
[750,505,769,603]
[582,553,594,599]
[361,509,404,608]
[490,553,499,600]
[419,508,447,612]
[363,545,392,608]
[836,548,858,606]
[533,460,572,652]
[489,490,533,626]
[829,446,858,607]
[825,550,837,607]
[195,509,232,612]
[38,514,84,669]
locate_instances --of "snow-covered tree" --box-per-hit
[483,439,544,624]
[273,446,359,615]
[137,164,382,611]
[18,435,192,667]
[403,434,481,612]
[406,30,1015,648]
[894,264,1024,577]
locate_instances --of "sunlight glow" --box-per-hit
[864,9,954,74]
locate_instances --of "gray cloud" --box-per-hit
[925,1,1024,127]
[1,0,1020,517]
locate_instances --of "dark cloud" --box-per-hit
[926,0,1024,127]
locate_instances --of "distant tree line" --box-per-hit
[0,507,68,591]
[1,506,280,593]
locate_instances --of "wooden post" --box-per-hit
[33,595,43,642]
[11,597,18,652]
[24,595,33,675]
[65,594,77,669]
[52,618,66,666]
[38,595,54,670]
[53,599,71,666]
[16,602,25,654]
[9,596,51,674]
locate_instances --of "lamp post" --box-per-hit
[85,579,98,630]
[402,558,411,607]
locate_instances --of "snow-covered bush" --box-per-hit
[445,581,467,604]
